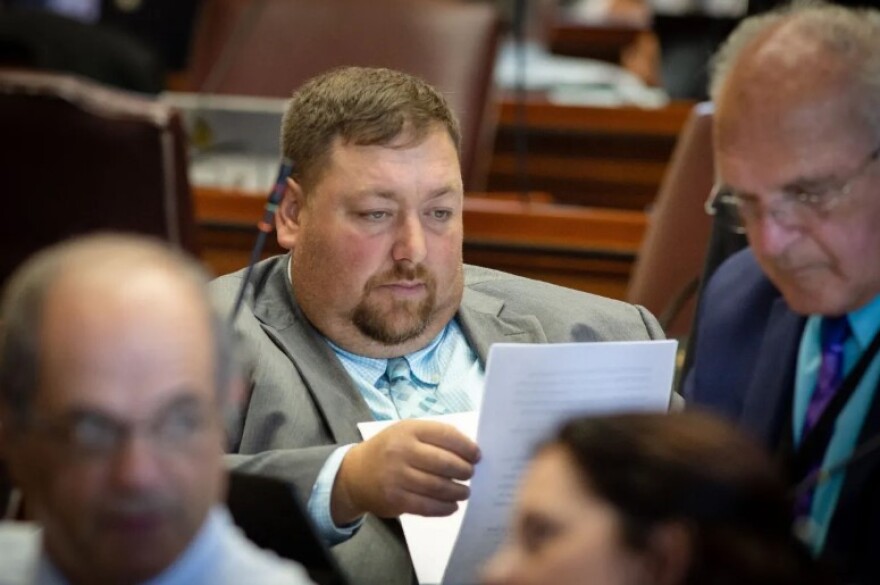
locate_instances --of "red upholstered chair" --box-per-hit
[186,0,501,190]
[0,69,197,287]
[626,102,715,339]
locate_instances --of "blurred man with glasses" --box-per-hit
[683,3,880,583]
[0,235,312,585]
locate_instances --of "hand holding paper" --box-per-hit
[333,419,480,524]
[359,413,481,585]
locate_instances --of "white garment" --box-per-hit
[0,507,314,585]
[45,0,101,23]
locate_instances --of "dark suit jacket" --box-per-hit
[210,255,664,585]
[683,248,880,584]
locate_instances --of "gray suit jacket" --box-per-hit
[210,255,663,585]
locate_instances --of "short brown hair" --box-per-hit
[281,66,461,192]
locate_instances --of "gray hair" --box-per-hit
[710,1,880,134]
[0,234,237,428]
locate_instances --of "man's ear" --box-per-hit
[642,522,692,585]
[276,177,305,250]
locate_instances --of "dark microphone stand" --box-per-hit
[512,0,530,201]
[228,158,293,323]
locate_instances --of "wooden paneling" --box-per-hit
[488,99,693,210]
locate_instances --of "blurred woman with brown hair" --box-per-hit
[482,412,833,585]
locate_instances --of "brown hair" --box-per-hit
[552,411,834,585]
[281,66,461,192]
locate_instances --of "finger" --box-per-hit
[392,492,460,518]
[408,441,476,481]
[399,466,471,502]
[411,421,481,463]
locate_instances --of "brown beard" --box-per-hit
[352,263,437,345]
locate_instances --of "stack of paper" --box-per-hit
[359,340,677,585]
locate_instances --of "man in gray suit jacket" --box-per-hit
[210,66,664,585]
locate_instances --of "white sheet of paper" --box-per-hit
[442,340,677,584]
[357,412,479,585]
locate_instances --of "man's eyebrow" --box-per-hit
[59,393,205,421]
[345,189,397,202]
[345,186,460,202]
[426,186,458,200]
[54,406,113,422]
[724,172,841,200]
[781,173,840,192]
[156,393,204,412]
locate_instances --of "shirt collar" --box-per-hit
[327,320,458,387]
[37,508,226,585]
[327,342,388,387]
[846,293,880,350]
[405,321,457,385]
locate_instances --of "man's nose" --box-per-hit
[748,209,802,259]
[392,213,427,264]
[109,432,164,491]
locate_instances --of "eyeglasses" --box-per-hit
[705,144,880,234]
[27,399,216,459]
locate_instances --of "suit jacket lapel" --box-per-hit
[740,298,806,447]
[457,286,548,364]
[251,257,372,445]
[825,372,880,557]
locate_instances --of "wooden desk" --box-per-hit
[195,189,646,300]
[489,98,693,210]
[547,20,644,63]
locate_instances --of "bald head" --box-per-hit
[711,2,880,135]
[0,234,234,427]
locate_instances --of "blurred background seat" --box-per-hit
[0,69,197,288]
[2,0,203,75]
[0,7,163,93]
[185,0,501,191]
[626,101,714,339]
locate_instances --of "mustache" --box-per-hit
[366,263,432,287]
[98,494,177,519]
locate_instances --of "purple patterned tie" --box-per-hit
[794,315,850,519]
[804,316,851,434]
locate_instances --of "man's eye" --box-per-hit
[361,211,390,221]
[156,408,205,443]
[429,209,453,221]
[789,188,827,206]
[69,415,119,451]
